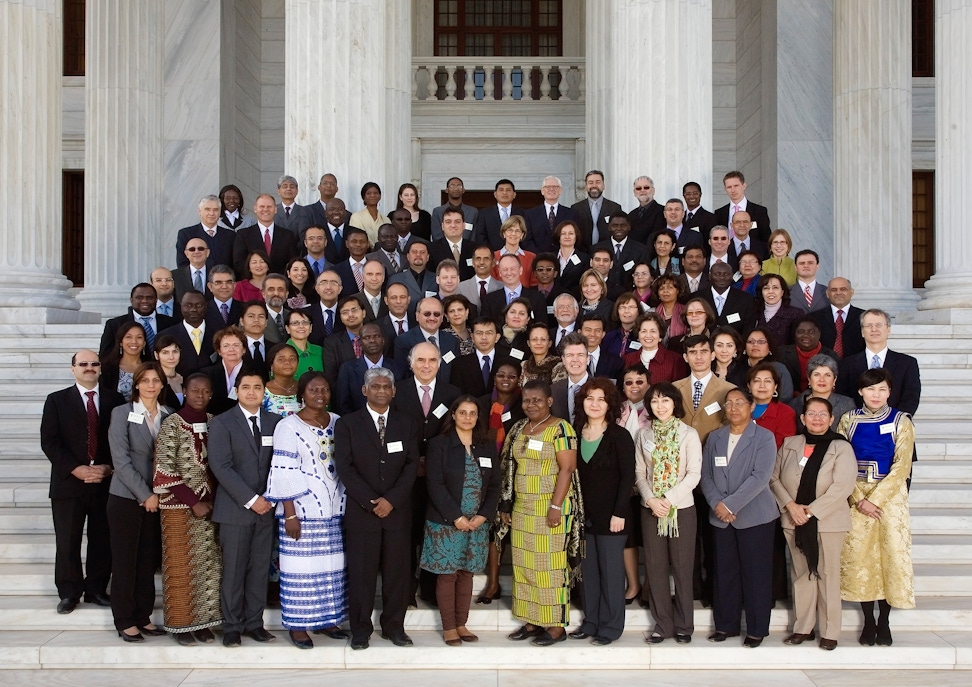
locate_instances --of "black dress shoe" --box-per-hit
[380,631,414,646]
[638,598,650,609]
[859,625,877,646]
[743,635,763,648]
[675,633,692,644]
[707,631,740,642]
[175,632,196,646]
[591,635,613,646]
[288,631,314,650]
[350,637,369,651]
[223,631,242,647]
[194,628,216,643]
[118,630,144,643]
[819,638,838,651]
[508,624,544,641]
[646,632,664,644]
[475,586,502,605]
[84,592,111,607]
[56,598,79,615]
[313,627,349,640]
[244,627,276,643]
[139,625,167,637]
[531,630,567,646]
[568,629,592,640]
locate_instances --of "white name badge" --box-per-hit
[704,401,722,416]
[691,226,700,232]
[425,290,438,298]
[127,412,144,424]
[479,456,492,468]
[751,221,758,230]
[726,312,741,324]
[261,436,274,447]
[501,411,512,422]
[464,222,473,232]
[642,439,655,453]
[604,216,610,223]
[387,440,404,453]
[547,305,555,314]
[509,348,525,360]
[466,258,473,267]
[528,439,544,451]
[880,423,895,435]
[569,254,581,266]
[732,271,742,281]
[799,457,808,468]
[623,260,635,271]
[714,456,728,467]
[192,422,208,434]
[442,351,456,364]
[432,403,448,419]
[629,341,642,350]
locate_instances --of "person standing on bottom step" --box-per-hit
[209,369,280,647]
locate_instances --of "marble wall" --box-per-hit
[261,0,285,195]
[712,0,737,206]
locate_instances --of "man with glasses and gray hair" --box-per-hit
[393,297,460,378]
[525,175,579,253]
[176,194,235,269]
[628,175,666,243]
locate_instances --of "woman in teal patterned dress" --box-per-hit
[421,396,502,646]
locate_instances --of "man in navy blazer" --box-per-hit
[714,171,772,243]
[682,181,719,242]
[273,175,311,238]
[699,262,758,336]
[393,297,460,379]
[334,323,407,414]
[158,291,215,375]
[334,368,420,650]
[580,316,624,380]
[790,250,830,314]
[628,176,667,243]
[570,170,623,250]
[305,174,353,234]
[208,371,281,647]
[99,284,176,358]
[233,194,299,275]
[387,238,438,315]
[175,195,236,270]
[524,175,579,253]
[472,179,525,250]
[809,277,865,359]
[726,211,768,263]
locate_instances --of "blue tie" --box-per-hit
[140,317,155,349]
[482,354,491,387]
[324,309,334,336]
[871,354,881,369]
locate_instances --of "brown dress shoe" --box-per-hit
[819,638,838,651]
[783,631,816,645]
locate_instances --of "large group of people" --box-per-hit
[40,169,921,653]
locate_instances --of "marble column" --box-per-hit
[77,0,165,317]
[587,0,713,204]
[833,0,919,313]
[285,0,411,211]
[917,0,972,312]
[0,0,83,321]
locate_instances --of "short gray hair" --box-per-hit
[634,175,654,187]
[553,293,579,311]
[806,354,838,378]
[363,366,395,387]
[198,194,220,209]
[278,175,298,188]
[861,308,891,327]
[542,175,562,188]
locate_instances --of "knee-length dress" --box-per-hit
[837,405,915,608]
[420,450,489,574]
[265,413,348,629]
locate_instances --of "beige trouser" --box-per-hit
[784,528,845,641]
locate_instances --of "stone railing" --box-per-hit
[412,57,585,102]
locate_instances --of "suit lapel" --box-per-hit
[233,407,260,459]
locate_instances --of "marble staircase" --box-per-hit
[2,322,972,671]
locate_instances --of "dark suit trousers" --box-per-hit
[643,505,697,637]
[578,532,627,640]
[51,490,111,600]
[345,523,411,639]
[711,519,775,638]
[107,494,161,631]
[219,518,274,633]
[692,487,715,603]
[411,476,437,603]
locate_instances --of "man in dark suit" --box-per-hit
[628,176,666,243]
[175,194,235,270]
[392,342,461,606]
[158,291,214,376]
[393,297,460,378]
[429,207,477,280]
[377,282,414,358]
[303,225,333,277]
[205,265,244,333]
[99,283,176,358]
[233,193,299,275]
[681,246,711,294]
[40,349,125,614]
[549,332,591,423]
[322,295,366,389]
[239,301,271,379]
[173,238,212,302]
[208,371,280,647]
[571,170,623,249]
[714,171,772,243]
[151,267,181,321]
[473,179,525,250]
[662,198,706,257]
[260,274,291,346]
[450,317,501,397]
[387,238,437,314]
[837,309,921,415]
[726,210,768,263]
[431,177,478,241]
[305,173,353,232]
[334,368,420,650]
[320,198,353,264]
[366,224,405,276]
[580,315,624,380]
[791,250,830,314]
[682,181,718,242]
[354,259,390,323]
[334,323,407,415]
[480,254,548,324]
[699,262,757,335]
[308,269,345,346]
[333,228,372,299]
[273,175,311,238]
[524,175,579,253]
[809,277,865,359]
[456,245,503,309]
[592,212,649,295]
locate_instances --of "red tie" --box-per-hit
[834,309,845,358]
[421,385,432,416]
[397,319,405,335]
[263,228,272,254]
[85,391,98,464]
[479,280,488,301]
[804,285,813,309]
[352,335,362,358]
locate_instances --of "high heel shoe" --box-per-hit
[859,624,877,646]
[475,586,502,605]
[625,588,641,606]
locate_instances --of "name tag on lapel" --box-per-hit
[261,436,273,447]
[623,260,635,271]
[479,457,492,468]
[425,291,437,298]
[466,258,473,267]
[569,254,581,266]
[726,312,741,324]
[751,221,757,230]
[501,411,512,422]
[432,403,448,419]
[714,456,728,467]
[509,348,524,360]
[442,351,456,364]
[704,402,721,416]
[799,457,808,467]
[464,222,473,233]
[192,422,208,434]
[629,341,642,350]
[387,440,404,453]
[127,412,144,424]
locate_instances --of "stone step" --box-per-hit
[914,564,972,595]
[910,508,972,535]
[0,461,49,482]
[912,460,972,481]
[910,483,972,507]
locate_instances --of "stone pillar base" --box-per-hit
[897,306,972,325]
[75,287,132,322]
[0,272,80,312]
[917,274,972,311]
[0,307,102,325]
[848,287,921,317]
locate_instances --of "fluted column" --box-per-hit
[78,0,164,316]
[587,0,712,203]
[918,0,972,311]
[0,0,81,319]
[286,0,411,210]
[833,0,918,313]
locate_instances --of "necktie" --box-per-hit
[548,206,556,231]
[560,328,567,344]
[263,228,272,254]
[615,243,622,261]
[371,297,381,317]
[220,302,229,323]
[620,329,629,351]
[452,243,461,263]
[398,236,407,252]
[588,353,595,377]
[429,335,438,350]
[567,384,578,422]
[507,290,515,305]
[158,302,170,317]
[733,204,740,214]
[740,241,747,252]
[334,227,342,247]
[252,340,263,367]
[388,251,400,272]
[313,260,322,276]
[274,313,284,338]
[396,319,405,335]
[420,385,432,416]
[85,391,98,463]
[833,309,845,358]
[250,415,261,450]
[687,211,695,223]
[206,228,215,237]
[285,206,291,218]
[479,280,488,301]
[715,295,725,315]
[353,262,364,291]
[190,328,202,354]
[353,335,362,359]
[590,202,599,224]
[140,317,155,349]
[324,309,334,336]
[501,206,509,221]
[871,354,881,370]
[193,270,203,291]
[690,277,699,292]
[481,354,491,387]
[377,415,386,444]
[693,380,703,410]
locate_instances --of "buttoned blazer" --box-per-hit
[684,206,718,242]
[627,200,666,243]
[790,283,830,314]
[700,422,780,529]
[558,250,590,293]
[714,201,772,243]
[810,305,865,359]
[837,349,921,416]
[392,328,460,377]
[770,434,857,532]
[158,322,215,376]
[333,356,408,415]
[176,223,235,270]
[205,299,243,335]
[699,288,758,336]
[473,205,526,250]
[592,238,650,290]
[208,406,280,525]
[673,374,736,445]
[429,238,478,280]
[107,402,173,503]
[424,431,502,525]
[392,380,461,457]
[450,351,494,398]
[274,203,311,238]
[570,197,623,250]
[632,420,702,511]
[523,204,579,254]
[99,310,176,359]
[233,224,299,275]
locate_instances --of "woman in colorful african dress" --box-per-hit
[838,368,915,647]
[153,373,222,646]
[265,371,347,650]
[498,379,583,646]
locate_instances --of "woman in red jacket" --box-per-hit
[622,313,688,384]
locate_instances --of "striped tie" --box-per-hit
[804,285,813,309]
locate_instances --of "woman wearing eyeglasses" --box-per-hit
[493,215,538,287]
[554,221,589,293]
[284,310,324,379]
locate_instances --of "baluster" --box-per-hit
[502,65,513,101]
[560,64,570,100]
[463,65,474,100]
[578,64,586,101]
[539,65,552,101]
[444,64,457,101]
[412,65,419,101]
[523,65,533,101]
[489,66,499,100]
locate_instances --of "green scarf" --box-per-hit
[651,417,681,537]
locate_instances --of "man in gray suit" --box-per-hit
[456,245,502,309]
[275,174,311,237]
[209,371,281,647]
[790,250,830,314]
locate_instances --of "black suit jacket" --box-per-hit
[306,201,353,238]
[322,330,358,388]
[684,206,718,242]
[699,288,758,335]
[673,226,706,257]
[727,237,769,265]
[209,406,280,525]
[838,349,921,415]
[40,386,125,499]
[205,299,243,335]
[592,238,650,290]
[387,269,438,314]
[99,310,176,358]
[334,259,366,300]
[233,224,299,275]
[449,350,496,398]
[429,238,477,280]
[333,356,408,415]
[353,290,389,323]
[424,432,502,525]
[593,345,625,380]
[628,200,666,243]
[157,322,215,376]
[715,201,772,243]
[810,306,865,359]
[571,197,623,250]
[308,301,346,347]
[176,223,235,270]
[377,313,415,358]
[319,223,352,264]
[392,380,462,458]
[173,265,213,302]
[575,423,635,535]
[480,286,547,325]
[473,206,526,251]
[201,362,240,416]
[334,408,420,531]
[523,204,580,254]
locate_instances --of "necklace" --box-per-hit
[272,379,297,394]
[527,413,551,433]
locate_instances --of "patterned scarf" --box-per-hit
[489,387,518,454]
[651,416,682,537]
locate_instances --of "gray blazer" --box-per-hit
[700,421,780,529]
[209,406,281,526]
[108,403,173,503]
[790,282,830,314]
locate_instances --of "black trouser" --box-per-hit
[107,494,161,631]
[51,489,111,601]
[345,524,411,640]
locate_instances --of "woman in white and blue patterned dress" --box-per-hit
[266,371,347,650]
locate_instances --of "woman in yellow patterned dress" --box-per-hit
[497,379,583,646]
[838,368,915,647]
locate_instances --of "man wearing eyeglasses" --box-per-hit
[173,238,210,301]
[392,297,459,379]
[205,265,243,332]
[430,207,477,279]
[176,194,235,270]
[151,267,181,320]
[628,176,666,243]
[41,349,126,615]
[524,175,579,254]
[431,177,478,242]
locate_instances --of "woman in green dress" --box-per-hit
[498,379,583,646]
